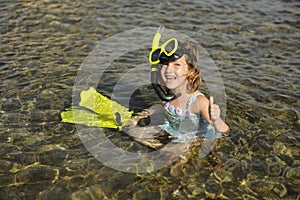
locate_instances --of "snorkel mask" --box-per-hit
[149,25,196,101]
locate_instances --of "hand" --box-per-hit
[209,96,221,122]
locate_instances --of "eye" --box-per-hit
[173,63,181,70]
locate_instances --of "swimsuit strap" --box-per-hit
[162,92,205,117]
[186,92,204,112]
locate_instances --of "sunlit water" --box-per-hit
[0,1,299,199]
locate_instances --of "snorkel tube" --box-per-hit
[150,25,177,102]
[151,66,176,102]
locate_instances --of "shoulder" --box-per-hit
[196,94,209,109]
[195,93,207,100]
[190,92,209,113]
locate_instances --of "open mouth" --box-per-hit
[165,74,176,82]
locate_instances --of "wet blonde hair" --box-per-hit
[180,40,201,93]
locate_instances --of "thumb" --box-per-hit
[209,96,214,106]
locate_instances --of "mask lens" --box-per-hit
[151,48,161,63]
[164,40,175,54]
[164,39,178,56]
[149,38,179,64]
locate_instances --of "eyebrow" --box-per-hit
[174,60,187,65]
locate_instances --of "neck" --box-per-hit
[171,83,189,98]
[169,89,194,110]
[172,85,194,100]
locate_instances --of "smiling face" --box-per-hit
[160,56,190,92]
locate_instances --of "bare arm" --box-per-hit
[197,95,229,134]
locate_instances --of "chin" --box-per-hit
[165,83,178,90]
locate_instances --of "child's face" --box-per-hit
[160,56,189,91]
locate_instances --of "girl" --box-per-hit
[149,38,229,143]
[128,34,229,147]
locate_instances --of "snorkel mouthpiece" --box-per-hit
[151,65,177,102]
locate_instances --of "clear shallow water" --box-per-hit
[0,0,299,199]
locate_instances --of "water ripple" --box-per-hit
[0,0,299,199]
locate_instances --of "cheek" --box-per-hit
[180,65,189,75]
[172,65,181,71]
[176,68,189,78]
[176,74,187,83]
[160,65,167,75]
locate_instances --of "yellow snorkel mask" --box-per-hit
[149,25,196,66]
[149,25,179,65]
[149,25,198,101]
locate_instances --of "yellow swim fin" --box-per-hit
[61,87,133,129]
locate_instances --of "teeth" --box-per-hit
[165,75,176,80]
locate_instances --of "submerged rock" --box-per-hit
[186,179,205,197]
[272,183,287,198]
[248,180,274,195]
[245,111,260,123]
[132,188,161,200]
[67,175,87,190]
[0,159,22,173]
[265,157,283,177]
[283,109,298,123]
[1,98,22,111]
[284,166,300,179]
[15,165,58,184]
[221,181,241,199]
[0,173,14,187]
[204,180,222,199]
[37,180,71,200]
[39,150,67,166]
[213,170,233,183]
[273,141,299,161]
[71,185,108,200]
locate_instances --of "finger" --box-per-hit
[210,104,220,121]
[209,96,214,106]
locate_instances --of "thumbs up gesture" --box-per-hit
[209,96,221,122]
